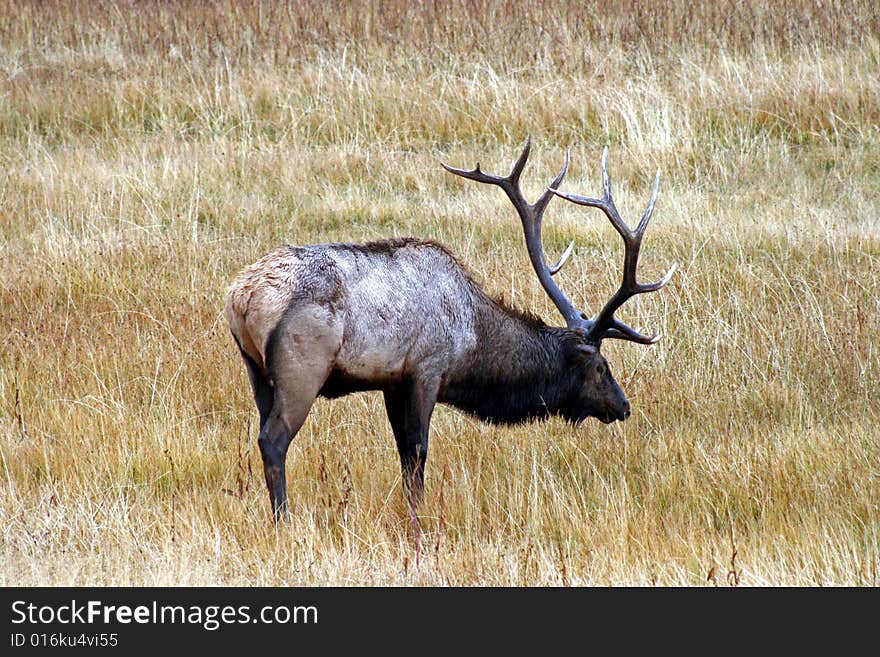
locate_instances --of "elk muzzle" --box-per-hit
[599,386,631,424]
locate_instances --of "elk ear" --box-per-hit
[577,343,598,357]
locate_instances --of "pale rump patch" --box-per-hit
[225,246,305,368]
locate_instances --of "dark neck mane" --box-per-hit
[438,295,583,424]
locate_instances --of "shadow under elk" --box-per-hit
[225,138,675,528]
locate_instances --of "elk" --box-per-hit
[225,138,675,524]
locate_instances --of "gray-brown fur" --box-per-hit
[225,140,672,522]
[226,237,628,519]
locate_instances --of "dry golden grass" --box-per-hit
[1,1,878,585]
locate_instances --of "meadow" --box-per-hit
[1,0,878,585]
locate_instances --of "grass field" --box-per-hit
[1,1,878,585]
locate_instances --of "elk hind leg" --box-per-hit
[235,338,274,430]
[260,314,339,521]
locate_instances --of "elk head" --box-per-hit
[442,138,675,424]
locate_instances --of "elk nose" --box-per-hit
[621,402,631,420]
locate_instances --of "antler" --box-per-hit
[441,137,582,326]
[552,146,676,344]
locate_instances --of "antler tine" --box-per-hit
[552,147,675,344]
[509,134,531,185]
[539,149,574,277]
[533,147,570,219]
[635,170,660,238]
[440,135,532,190]
[442,139,580,325]
[604,319,660,344]
[551,152,628,240]
[549,240,574,275]
[601,145,612,200]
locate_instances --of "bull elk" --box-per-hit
[225,138,675,524]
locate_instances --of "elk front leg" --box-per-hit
[384,377,439,508]
[384,377,439,564]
